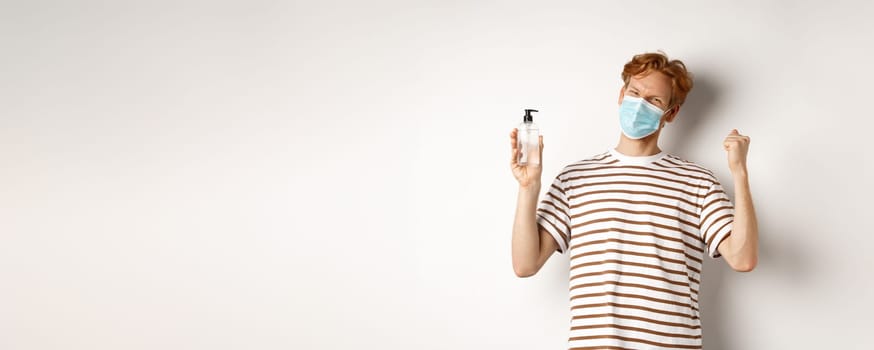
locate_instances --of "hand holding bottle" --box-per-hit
[510,128,544,188]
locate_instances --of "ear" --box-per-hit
[665,105,680,123]
[618,86,625,105]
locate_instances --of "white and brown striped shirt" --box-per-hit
[536,148,734,350]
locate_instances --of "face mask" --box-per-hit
[618,95,667,139]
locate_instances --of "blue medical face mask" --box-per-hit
[618,95,667,139]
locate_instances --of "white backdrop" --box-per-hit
[2,1,873,349]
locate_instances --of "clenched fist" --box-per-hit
[724,129,750,175]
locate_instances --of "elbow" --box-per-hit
[732,257,758,272]
[513,264,538,278]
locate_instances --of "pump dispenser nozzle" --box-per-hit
[523,109,538,123]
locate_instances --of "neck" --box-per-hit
[615,132,662,156]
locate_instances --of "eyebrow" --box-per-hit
[628,85,667,101]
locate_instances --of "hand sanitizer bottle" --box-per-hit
[517,109,540,166]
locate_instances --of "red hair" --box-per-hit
[621,51,694,109]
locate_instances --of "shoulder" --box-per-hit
[661,153,721,185]
[556,150,614,179]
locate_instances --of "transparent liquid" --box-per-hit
[518,127,540,165]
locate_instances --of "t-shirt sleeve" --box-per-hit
[699,180,735,258]
[535,173,572,254]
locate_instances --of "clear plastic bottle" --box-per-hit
[517,109,540,166]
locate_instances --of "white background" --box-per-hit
[2,1,873,349]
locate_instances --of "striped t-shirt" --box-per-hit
[536,148,734,350]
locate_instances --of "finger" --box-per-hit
[511,144,518,165]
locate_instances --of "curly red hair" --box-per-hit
[621,51,694,109]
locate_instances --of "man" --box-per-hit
[509,51,759,349]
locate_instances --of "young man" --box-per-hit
[509,51,758,349]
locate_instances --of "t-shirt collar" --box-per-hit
[608,147,667,165]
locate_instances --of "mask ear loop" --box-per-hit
[658,105,673,130]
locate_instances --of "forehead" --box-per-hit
[627,71,672,97]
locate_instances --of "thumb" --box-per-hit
[729,128,739,135]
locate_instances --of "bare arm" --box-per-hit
[717,129,759,271]
[511,183,558,277]
[509,129,557,277]
[718,170,759,271]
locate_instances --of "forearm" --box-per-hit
[512,182,541,274]
[728,170,759,270]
